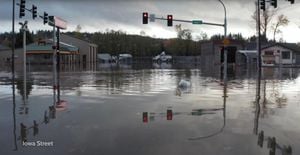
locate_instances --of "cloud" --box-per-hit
[1,0,300,42]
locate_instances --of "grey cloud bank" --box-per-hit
[0,0,300,42]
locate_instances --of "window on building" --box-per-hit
[265,51,274,56]
[282,51,290,59]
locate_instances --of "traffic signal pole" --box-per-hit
[218,0,227,86]
[56,28,61,103]
[52,25,57,106]
[152,17,224,27]
[256,0,262,106]
[21,22,28,103]
[12,0,15,76]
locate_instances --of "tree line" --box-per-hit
[0,3,293,57]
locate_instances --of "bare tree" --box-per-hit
[75,24,82,32]
[140,30,146,36]
[252,3,277,41]
[271,14,289,41]
[175,24,192,40]
[196,31,208,41]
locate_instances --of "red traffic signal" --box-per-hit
[167,109,173,120]
[142,112,148,123]
[143,12,148,24]
[167,15,173,27]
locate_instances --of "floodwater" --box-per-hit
[1,63,300,155]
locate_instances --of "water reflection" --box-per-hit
[188,82,227,140]
[12,66,18,151]
[15,71,69,147]
[142,107,224,123]
[2,63,300,154]
[254,68,293,155]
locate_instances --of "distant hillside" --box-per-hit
[63,31,202,57]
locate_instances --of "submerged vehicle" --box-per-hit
[153,51,172,63]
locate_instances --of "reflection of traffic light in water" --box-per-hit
[142,112,148,123]
[141,108,222,123]
[256,130,292,155]
[20,123,27,142]
[167,109,172,120]
[33,120,39,136]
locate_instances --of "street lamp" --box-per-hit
[217,0,228,84]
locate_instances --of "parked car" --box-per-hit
[153,51,172,63]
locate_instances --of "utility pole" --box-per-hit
[12,0,15,77]
[56,28,60,103]
[256,0,262,102]
[52,25,57,105]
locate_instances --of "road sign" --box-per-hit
[223,38,230,46]
[192,20,203,24]
[49,16,67,29]
[150,14,155,22]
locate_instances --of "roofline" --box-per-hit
[261,43,300,52]
[61,34,98,47]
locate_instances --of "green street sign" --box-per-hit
[192,20,203,24]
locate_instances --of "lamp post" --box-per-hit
[218,0,228,84]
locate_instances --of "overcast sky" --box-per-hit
[1,0,300,42]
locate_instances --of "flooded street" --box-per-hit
[1,63,300,155]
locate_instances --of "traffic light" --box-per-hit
[288,0,295,4]
[142,112,148,123]
[260,0,266,11]
[167,15,173,27]
[19,0,26,18]
[270,0,277,8]
[32,5,37,19]
[142,12,148,24]
[43,12,48,25]
[167,109,173,120]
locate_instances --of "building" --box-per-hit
[237,50,257,67]
[261,43,300,66]
[0,34,98,66]
[26,39,79,64]
[200,40,244,67]
[60,34,98,64]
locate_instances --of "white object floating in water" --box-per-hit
[178,79,191,88]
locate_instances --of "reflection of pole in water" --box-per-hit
[253,69,261,135]
[12,71,18,150]
[188,83,227,140]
